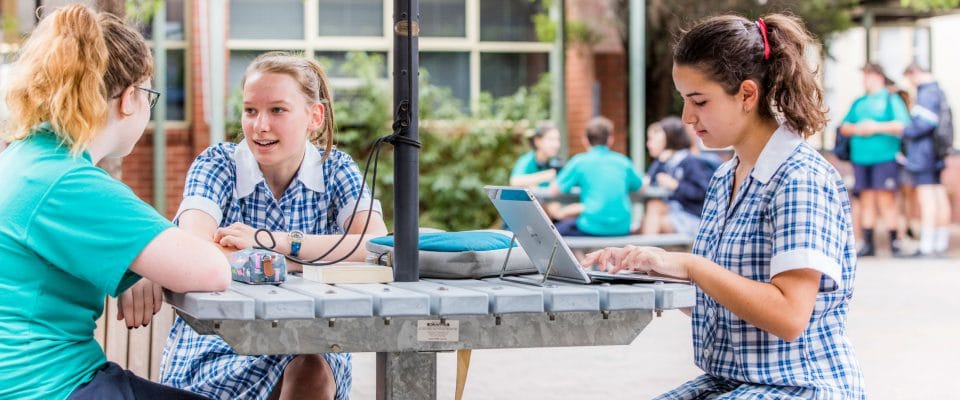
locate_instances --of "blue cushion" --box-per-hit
[369,231,517,253]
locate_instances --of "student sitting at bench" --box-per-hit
[640,116,717,235]
[551,116,643,236]
[510,122,580,221]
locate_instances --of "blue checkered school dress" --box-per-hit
[159,141,381,400]
[655,126,866,399]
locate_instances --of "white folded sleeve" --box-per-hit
[336,196,383,230]
[770,248,842,291]
[174,195,224,226]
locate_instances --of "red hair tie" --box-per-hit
[756,18,770,60]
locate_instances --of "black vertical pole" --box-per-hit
[393,0,420,282]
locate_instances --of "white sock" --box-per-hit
[920,228,936,255]
[935,228,950,253]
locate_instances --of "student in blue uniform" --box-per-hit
[0,5,229,400]
[902,62,953,256]
[510,122,580,220]
[158,52,387,400]
[552,116,643,236]
[510,122,564,188]
[641,116,716,235]
[583,14,865,398]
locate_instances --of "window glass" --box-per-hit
[480,52,548,97]
[421,52,470,107]
[318,0,383,37]
[421,0,465,37]
[135,0,186,40]
[159,49,187,121]
[480,0,542,42]
[231,0,304,40]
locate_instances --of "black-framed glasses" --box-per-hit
[136,87,162,109]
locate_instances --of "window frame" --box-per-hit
[225,0,553,111]
[143,0,191,127]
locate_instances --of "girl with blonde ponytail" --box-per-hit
[158,51,386,400]
[0,5,229,400]
[582,14,865,398]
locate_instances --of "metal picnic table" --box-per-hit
[167,275,695,399]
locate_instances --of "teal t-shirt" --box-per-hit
[842,89,911,165]
[556,145,642,235]
[0,125,174,400]
[510,151,557,188]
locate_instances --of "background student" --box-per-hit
[552,116,642,237]
[640,116,716,236]
[901,62,953,256]
[839,63,911,257]
[510,122,580,220]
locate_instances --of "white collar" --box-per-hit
[234,140,326,198]
[714,125,803,184]
[751,125,803,184]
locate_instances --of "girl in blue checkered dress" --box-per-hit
[156,52,388,400]
[583,14,865,399]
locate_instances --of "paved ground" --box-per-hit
[349,256,960,399]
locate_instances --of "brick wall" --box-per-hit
[564,44,595,156]
[121,129,195,219]
[563,49,630,158]
[595,53,628,155]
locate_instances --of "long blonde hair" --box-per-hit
[4,5,153,154]
[241,51,336,160]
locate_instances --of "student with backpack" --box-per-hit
[902,62,953,256]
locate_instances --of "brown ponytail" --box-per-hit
[4,4,153,154]
[673,14,827,137]
[241,51,336,161]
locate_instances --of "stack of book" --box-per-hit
[301,262,394,284]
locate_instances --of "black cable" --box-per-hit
[252,102,421,266]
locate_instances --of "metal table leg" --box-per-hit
[376,351,437,400]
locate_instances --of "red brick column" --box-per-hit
[565,43,595,156]
[595,53,628,155]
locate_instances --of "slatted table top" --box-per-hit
[169,275,695,320]
[168,275,695,355]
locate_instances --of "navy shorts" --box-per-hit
[555,217,591,236]
[69,362,211,400]
[909,169,942,185]
[853,161,900,192]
